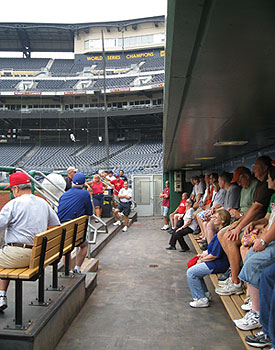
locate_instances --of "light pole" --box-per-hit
[101,29,110,169]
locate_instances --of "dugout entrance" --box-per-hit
[132,174,162,217]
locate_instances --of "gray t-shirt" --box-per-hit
[223,184,241,210]
[0,194,60,245]
[212,189,226,206]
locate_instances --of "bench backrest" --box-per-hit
[62,215,88,254]
[29,215,88,270]
[30,225,65,269]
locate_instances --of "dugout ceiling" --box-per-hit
[163,0,275,171]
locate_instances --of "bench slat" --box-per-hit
[219,295,256,350]
[19,267,39,279]
[30,245,61,269]
[31,234,63,260]
[63,244,73,255]
[8,268,30,279]
[231,294,247,318]
[0,268,18,278]
[33,226,64,246]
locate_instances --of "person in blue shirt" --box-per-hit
[186,209,231,308]
[58,173,93,273]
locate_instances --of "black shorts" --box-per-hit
[118,201,131,216]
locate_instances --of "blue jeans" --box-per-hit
[259,263,275,348]
[187,262,214,299]
[239,241,275,288]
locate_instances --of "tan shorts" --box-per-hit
[0,245,31,268]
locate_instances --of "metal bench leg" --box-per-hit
[15,280,22,326]
[5,280,31,330]
[30,270,51,307]
[60,253,74,278]
[47,262,64,291]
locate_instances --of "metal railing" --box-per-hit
[0,167,108,256]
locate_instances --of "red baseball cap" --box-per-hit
[4,172,31,190]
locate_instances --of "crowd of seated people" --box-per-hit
[164,156,275,348]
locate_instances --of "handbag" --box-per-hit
[187,255,199,268]
[241,228,264,247]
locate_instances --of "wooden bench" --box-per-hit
[188,234,269,350]
[0,215,88,329]
[61,215,89,276]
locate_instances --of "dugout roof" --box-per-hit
[163,0,275,171]
[0,16,164,55]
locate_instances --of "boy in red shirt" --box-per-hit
[169,192,188,232]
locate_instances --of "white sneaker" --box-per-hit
[0,295,7,311]
[118,212,124,217]
[218,277,231,287]
[189,297,209,308]
[241,298,252,311]
[215,279,243,296]
[161,225,169,230]
[234,310,261,330]
[122,226,128,232]
[113,221,121,226]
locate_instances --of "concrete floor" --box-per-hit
[56,217,244,350]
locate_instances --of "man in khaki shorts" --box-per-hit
[0,172,60,311]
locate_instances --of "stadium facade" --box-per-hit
[0,16,165,175]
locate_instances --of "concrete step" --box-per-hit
[0,270,97,350]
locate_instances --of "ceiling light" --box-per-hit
[185,163,201,167]
[195,157,216,160]
[214,141,248,146]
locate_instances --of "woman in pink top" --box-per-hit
[87,174,107,219]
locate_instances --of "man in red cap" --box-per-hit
[0,172,60,311]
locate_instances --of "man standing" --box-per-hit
[65,166,78,191]
[160,180,170,230]
[119,170,128,182]
[113,181,133,232]
[58,173,93,274]
[0,172,60,310]
[111,174,124,202]
[106,171,116,183]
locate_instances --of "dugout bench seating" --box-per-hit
[188,234,270,350]
[0,215,88,330]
